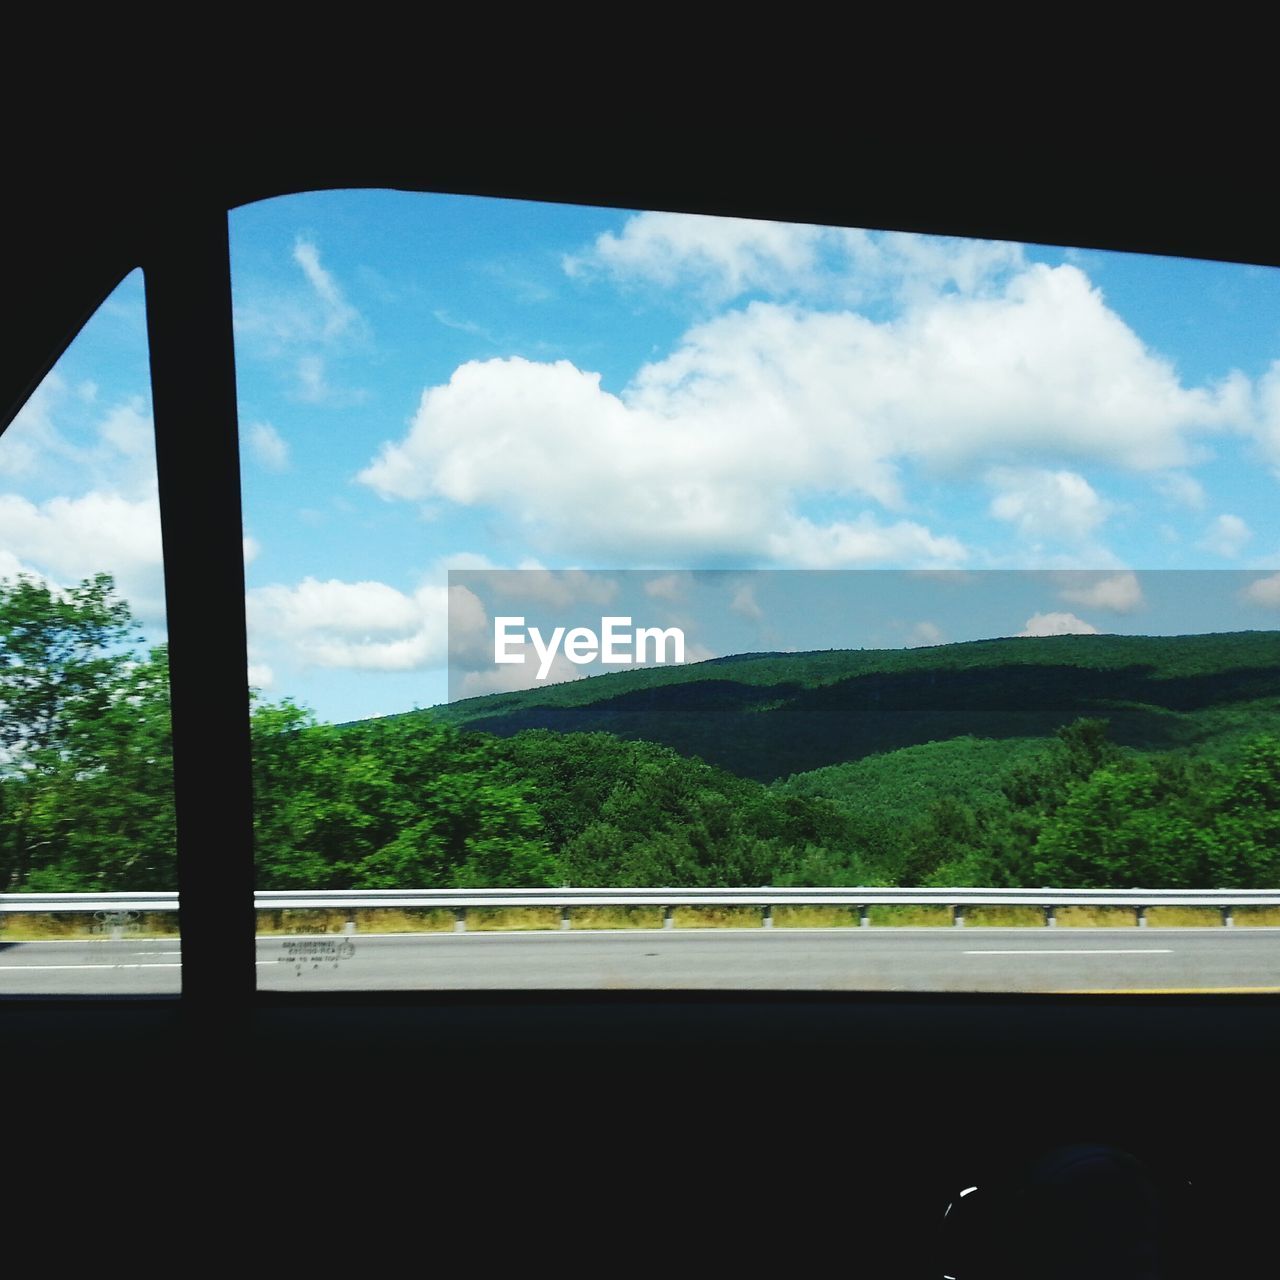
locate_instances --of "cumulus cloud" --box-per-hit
[246,577,448,671]
[360,261,1247,568]
[1017,611,1101,637]
[248,422,290,471]
[987,468,1112,543]
[1243,573,1280,608]
[0,491,165,624]
[1056,571,1144,613]
[1199,514,1252,558]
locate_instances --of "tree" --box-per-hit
[0,572,136,764]
[0,573,162,890]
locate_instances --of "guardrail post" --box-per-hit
[453,908,467,934]
[952,906,965,928]
[1044,906,1057,928]
[1136,906,1147,929]
[859,905,870,928]
[762,904,773,929]
[344,913,356,936]
[663,906,675,930]
[1222,906,1234,928]
[560,906,572,931]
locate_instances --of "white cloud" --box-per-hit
[291,237,361,341]
[1199,514,1252,558]
[243,536,261,565]
[1154,471,1206,510]
[1017,611,1100,637]
[565,213,1024,307]
[1254,360,1280,466]
[988,468,1111,543]
[233,239,368,405]
[98,399,152,459]
[246,577,448,672]
[0,374,83,479]
[767,514,967,567]
[0,491,165,624]
[565,212,828,300]
[906,620,945,647]
[1243,573,1280,608]
[248,422,290,471]
[360,261,1246,568]
[1056,571,1144,613]
[247,663,275,689]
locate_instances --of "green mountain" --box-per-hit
[421,632,1279,783]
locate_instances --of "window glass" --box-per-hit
[232,193,1280,993]
[0,270,179,995]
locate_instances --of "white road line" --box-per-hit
[0,963,182,971]
[964,948,1173,956]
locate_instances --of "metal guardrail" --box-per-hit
[3,886,1278,930]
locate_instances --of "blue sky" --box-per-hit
[3,190,1279,721]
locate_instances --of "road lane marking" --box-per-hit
[1057,987,1280,995]
[0,963,182,971]
[964,948,1173,956]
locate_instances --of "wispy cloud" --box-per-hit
[247,421,290,471]
[233,237,370,404]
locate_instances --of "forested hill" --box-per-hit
[420,632,1280,782]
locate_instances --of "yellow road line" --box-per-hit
[1054,987,1280,995]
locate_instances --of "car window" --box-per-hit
[0,269,180,995]
[225,191,1279,993]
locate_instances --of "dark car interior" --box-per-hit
[4,99,1275,1274]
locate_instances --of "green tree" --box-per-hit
[0,573,163,890]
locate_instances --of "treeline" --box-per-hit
[1,574,1276,893]
[849,719,1280,889]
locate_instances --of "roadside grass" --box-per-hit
[0,912,178,940]
[7,902,1280,941]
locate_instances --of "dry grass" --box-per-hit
[1231,906,1280,927]
[0,912,179,940]
[558,907,663,930]
[774,906,860,928]
[467,907,561,932]
[6,901,1278,941]
[663,906,762,929]
[255,908,456,935]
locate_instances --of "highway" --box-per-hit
[2,926,1279,994]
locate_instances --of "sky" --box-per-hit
[2,189,1279,721]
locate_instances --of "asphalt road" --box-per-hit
[3,927,1280,994]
